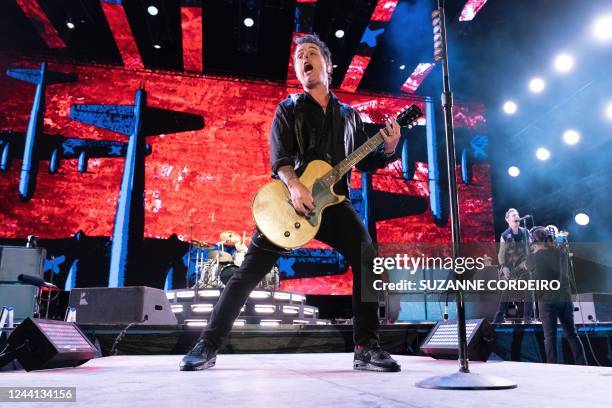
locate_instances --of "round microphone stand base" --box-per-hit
[416,370,517,390]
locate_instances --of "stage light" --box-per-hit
[244,17,254,27]
[529,77,545,93]
[563,129,581,145]
[508,166,520,177]
[293,319,309,325]
[593,15,612,41]
[147,6,159,16]
[399,64,406,70]
[176,290,195,299]
[606,101,612,119]
[273,292,291,300]
[554,53,574,72]
[303,307,315,316]
[335,29,345,38]
[254,305,276,314]
[153,44,161,49]
[199,289,220,298]
[575,212,590,226]
[291,294,305,302]
[165,292,175,301]
[185,319,207,327]
[66,21,75,30]
[260,319,280,327]
[171,304,184,313]
[250,290,270,299]
[536,147,550,160]
[233,319,246,327]
[282,306,300,315]
[191,304,214,313]
[503,101,517,114]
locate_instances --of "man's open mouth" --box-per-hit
[304,63,313,74]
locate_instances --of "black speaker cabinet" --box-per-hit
[420,318,495,362]
[0,246,46,283]
[68,286,177,325]
[7,318,98,371]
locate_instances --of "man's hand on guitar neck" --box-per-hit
[278,166,315,217]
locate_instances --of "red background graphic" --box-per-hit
[0,57,494,294]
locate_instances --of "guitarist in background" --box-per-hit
[493,208,534,323]
[180,34,402,372]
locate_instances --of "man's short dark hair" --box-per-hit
[294,34,333,81]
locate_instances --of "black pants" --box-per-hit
[539,301,586,364]
[199,201,380,349]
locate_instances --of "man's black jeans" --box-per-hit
[539,301,586,364]
[199,201,380,349]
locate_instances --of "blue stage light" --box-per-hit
[563,129,580,145]
[503,101,517,114]
[529,77,545,93]
[575,212,590,226]
[536,147,550,160]
[593,15,612,42]
[554,53,574,72]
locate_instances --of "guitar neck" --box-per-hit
[319,131,385,187]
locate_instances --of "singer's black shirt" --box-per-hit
[269,91,397,197]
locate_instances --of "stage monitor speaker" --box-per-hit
[5,318,98,371]
[0,246,46,283]
[68,286,177,325]
[420,318,495,362]
[0,284,38,322]
[573,293,612,323]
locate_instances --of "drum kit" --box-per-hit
[190,231,279,290]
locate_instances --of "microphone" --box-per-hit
[17,274,59,291]
[518,214,533,221]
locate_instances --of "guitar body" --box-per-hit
[252,160,345,249]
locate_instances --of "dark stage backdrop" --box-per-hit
[0,57,494,294]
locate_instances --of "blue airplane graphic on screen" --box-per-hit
[70,88,205,288]
[1,62,152,201]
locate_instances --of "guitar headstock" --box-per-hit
[396,104,423,128]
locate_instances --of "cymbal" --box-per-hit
[190,240,216,250]
[219,231,241,244]
[207,250,233,263]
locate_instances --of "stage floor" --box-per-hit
[2,354,611,407]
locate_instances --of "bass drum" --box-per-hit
[219,264,240,286]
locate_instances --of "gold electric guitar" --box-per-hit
[252,104,423,249]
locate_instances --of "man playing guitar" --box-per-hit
[180,35,402,372]
[493,208,534,323]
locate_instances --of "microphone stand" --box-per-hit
[521,216,538,324]
[416,0,516,390]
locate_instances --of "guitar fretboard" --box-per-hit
[320,131,385,187]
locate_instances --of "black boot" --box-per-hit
[180,339,217,371]
[353,345,401,372]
